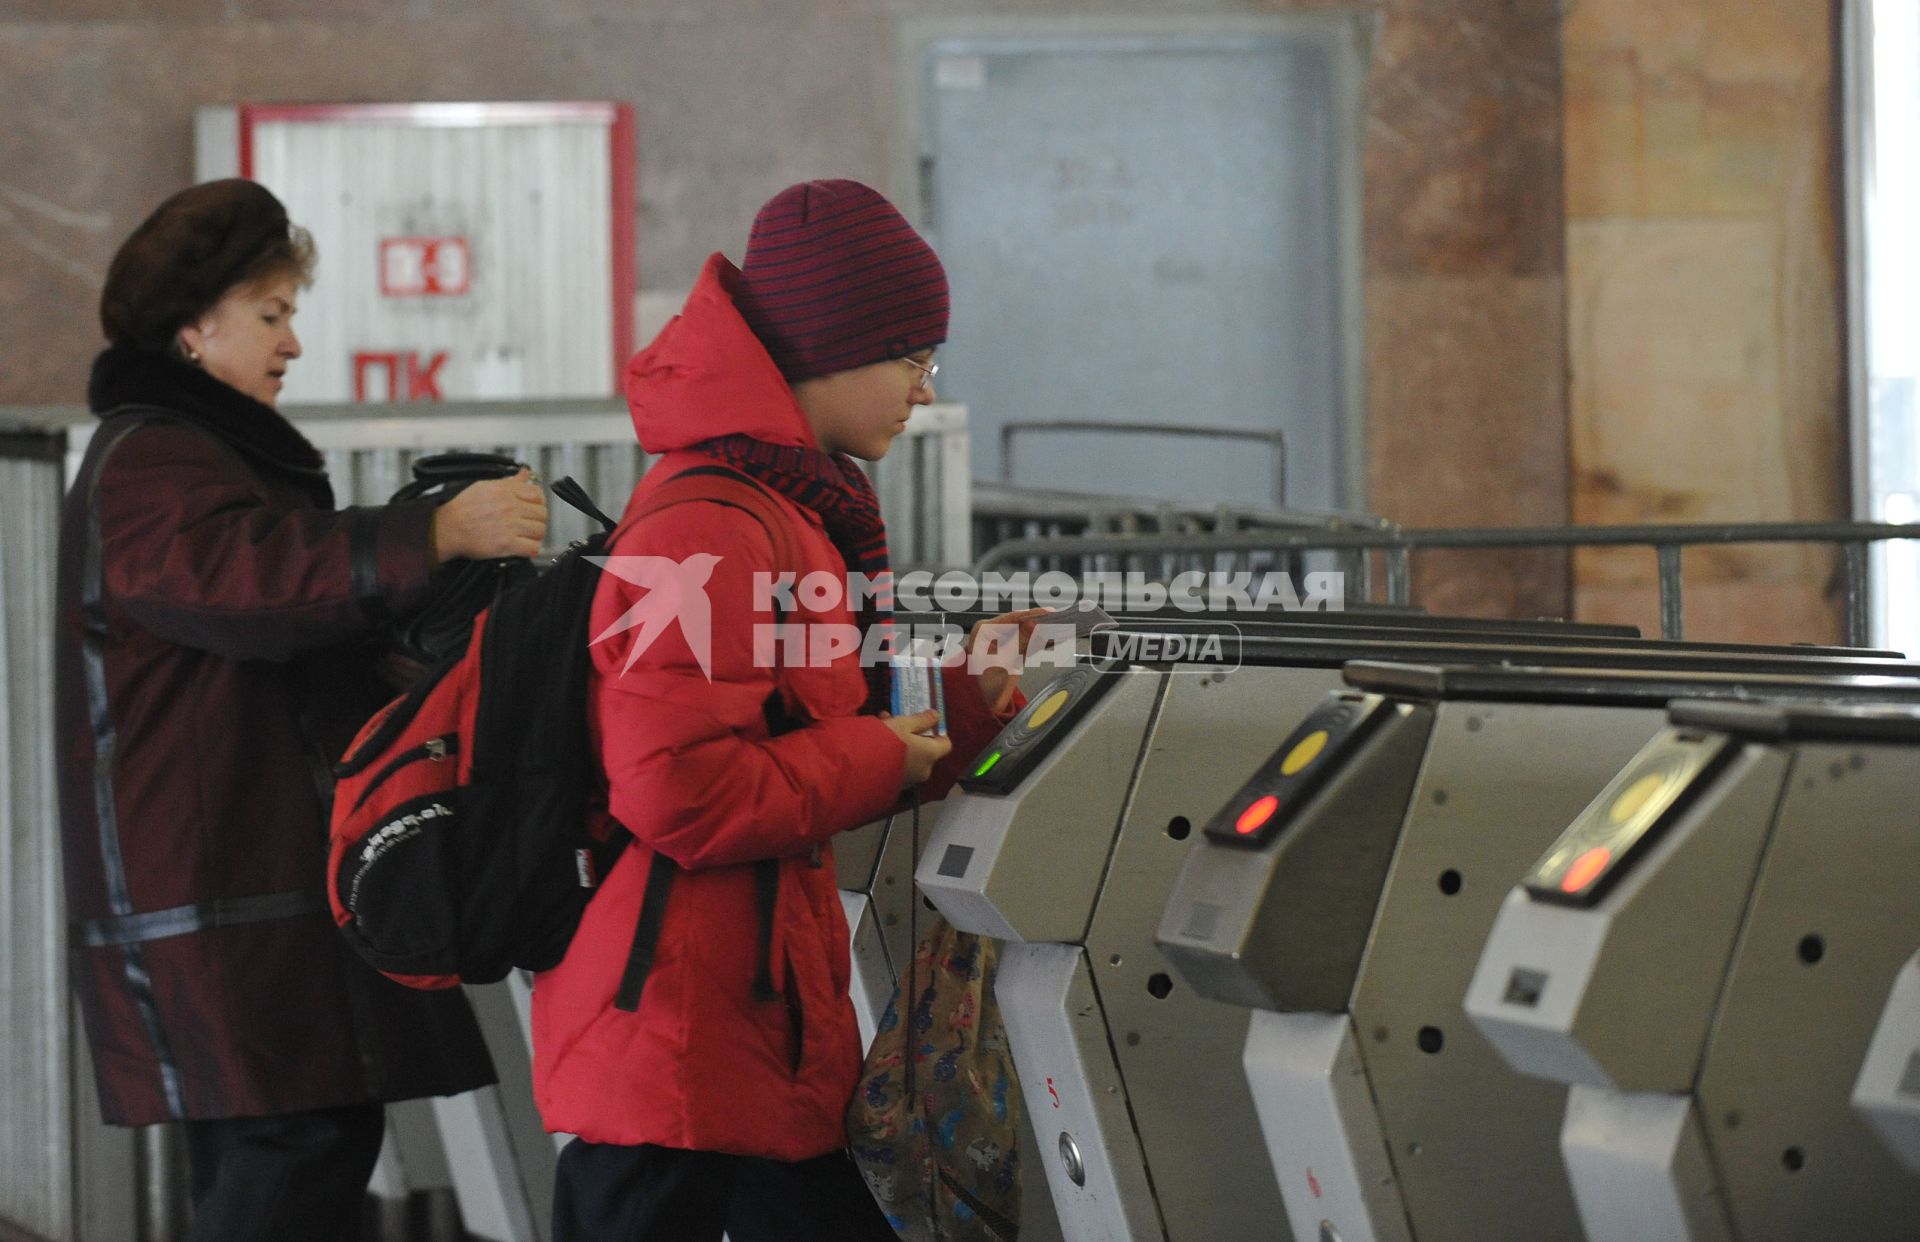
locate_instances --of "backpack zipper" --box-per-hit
[349,734,458,813]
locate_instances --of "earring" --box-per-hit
[186,348,201,364]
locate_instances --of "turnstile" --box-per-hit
[1155,663,1920,1242]
[1468,699,1920,1241]
[836,798,935,1049]
[925,627,1919,1242]
[1857,948,1920,1174]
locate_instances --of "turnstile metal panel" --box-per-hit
[1347,698,1664,1242]
[1693,740,1920,1240]
[1243,1011,1413,1242]
[1158,694,1433,1012]
[841,892,892,1054]
[839,800,943,997]
[1560,1086,1735,1242]
[368,1098,454,1202]
[430,977,557,1242]
[1855,950,1920,1172]
[1465,739,1791,1092]
[918,669,1164,942]
[836,814,891,892]
[997,942,1164,1242]
[1085,664,1342,1239]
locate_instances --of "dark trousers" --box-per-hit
[182,1103,386,1242]
[553,1139,898,1242]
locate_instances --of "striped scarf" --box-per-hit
[693,433,894,713]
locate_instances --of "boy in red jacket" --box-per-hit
[534,180,1035,1240]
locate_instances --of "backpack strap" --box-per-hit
[609,461,807,1014]
[552,476,618,533]
[625,463,807,602]
[612,852,782,1012]
[749,691,806,1005]
[613,851,680,1012]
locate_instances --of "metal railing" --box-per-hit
[54,398,972,568]
[0,425,142,1242]
[969,477,1392,573]
[1000,419,1291,511]
[975,521,1920,648]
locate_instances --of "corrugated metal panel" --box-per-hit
[64,400,971,561]
[0,439,144,1242]
[0,451,72,1240]
[0,419,143,1242]
[246,116,616,402]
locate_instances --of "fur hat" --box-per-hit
[100,178,310,352]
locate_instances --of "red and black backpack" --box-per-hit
[326,463,799,995]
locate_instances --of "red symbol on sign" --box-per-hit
[353,351,448,402]
[1307,1168,1322,1199]
[1046,1077,1060,1109]
[380,237,470,297]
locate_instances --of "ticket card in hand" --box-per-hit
[890,652,948,736]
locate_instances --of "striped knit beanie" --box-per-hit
[735,180,949,382]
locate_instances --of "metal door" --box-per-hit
[918,24,1365,512]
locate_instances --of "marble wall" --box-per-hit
[1564,0,1848,643]
[0,0,1572,615]
[1364,0,1572,620]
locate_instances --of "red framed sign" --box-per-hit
[197,101,636,402]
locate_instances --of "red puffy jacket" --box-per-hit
[532,254,1007,1159]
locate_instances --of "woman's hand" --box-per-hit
[884,710,953,787]
[968,607,1052,714]
[431,468,549,563]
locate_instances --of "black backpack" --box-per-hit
[326,462,798,996]
[384,451,540,665]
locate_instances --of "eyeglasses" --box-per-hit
[902,356,939,392]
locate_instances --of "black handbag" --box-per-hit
[388,451,540,665]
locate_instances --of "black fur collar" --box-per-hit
[87,345,328,482]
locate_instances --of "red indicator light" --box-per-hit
[1561,846,1612,894]
[1236,795,1280,836]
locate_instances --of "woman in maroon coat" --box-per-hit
[53,179,548,1241]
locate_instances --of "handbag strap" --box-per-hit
[391,451,523,504]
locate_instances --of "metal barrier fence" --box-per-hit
[980,419,1389,567]
[0,437,92,1242]
[975,521,1920,648]
[1000,419,1294,512]
[0,427,139,1242]
[971,478,1392,562]
[0,398,969,1242]
[54,398,972,568]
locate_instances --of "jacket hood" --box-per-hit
[625,254,819,456]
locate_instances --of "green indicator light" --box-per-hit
[974,752,1003,777]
